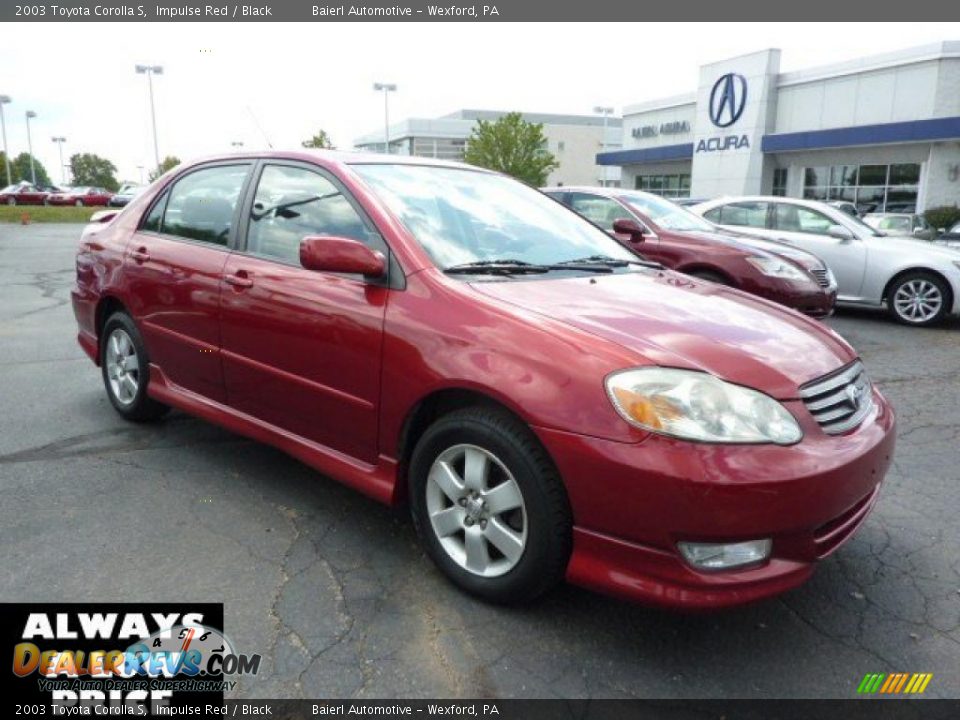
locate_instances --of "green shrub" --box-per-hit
[924,205,960,231]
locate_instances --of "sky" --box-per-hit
[1,22,958,184]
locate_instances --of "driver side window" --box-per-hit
[568,193,628,232]
[246,165,378,264]
[773,204,833,234]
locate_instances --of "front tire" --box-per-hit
[688,269,730,285]
[75,199,84,207]
[409,406,572,604]
[100,312,170,422]
[6,197,15,206]
[888,272,950,326]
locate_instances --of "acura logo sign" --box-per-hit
[709,73,748,128]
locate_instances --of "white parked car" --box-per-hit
[692,196,960,326]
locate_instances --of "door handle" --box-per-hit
[224,271,253,289]
[130,247,150,263]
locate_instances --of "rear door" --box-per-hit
[218,161,390,464]
[123,162,252,402]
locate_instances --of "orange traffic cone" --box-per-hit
[20,212,30,225]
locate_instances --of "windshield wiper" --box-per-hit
[444,260,551,275]
[445,259,617,275]
[558,254,662,269]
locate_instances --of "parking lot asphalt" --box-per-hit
[2,223,959,699]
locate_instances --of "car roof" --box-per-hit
[695,195,839,212]
[180,149,491,174]
[541,185,622,197]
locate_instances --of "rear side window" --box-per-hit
[712,202,768,228]
[245,164,378,264]
[158,164,250,246]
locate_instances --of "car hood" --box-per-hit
[869,234,960,260]
[471,271,856,399]
[708,229,827,269]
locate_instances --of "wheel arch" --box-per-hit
[677,263,738,286]
[95,295,130,344]
[394,387,545,507]
[882,267,954,309]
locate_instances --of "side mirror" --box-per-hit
[827,224,855,242]
[299,236,386,278]
[612,218,646,242]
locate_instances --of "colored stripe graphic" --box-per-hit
[858,672,933,694]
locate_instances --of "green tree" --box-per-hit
[302,129,335,149]
[69,153,119,191]
[3,152,51,186]
[924,205,960,231]
[463,112,559,186]
[149,156,181,182]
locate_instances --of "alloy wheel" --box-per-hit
[105,328,140,405]
[893,279,943,323]
[425,444,527,578]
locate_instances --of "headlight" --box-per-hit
[606,367,802,444]
[744,256,809,282]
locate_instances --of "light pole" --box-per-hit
[25,110,37,185]
[373,83,397,154]
[51,136,66,185]
[593,106,614,186]
[135,64,163,174]
[0,96,11,186]
[136,165,145,184]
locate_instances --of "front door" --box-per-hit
[218,162,390,464]
[122,162,252,402]
[769,202,868,298]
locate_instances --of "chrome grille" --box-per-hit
[800,361,874,435]
[810,267,830,288]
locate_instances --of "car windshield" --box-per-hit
[869,216,911,233]
[619,192,715,232]
[352,164,639,271]
[841,211,884,237]
[71,187,91,194]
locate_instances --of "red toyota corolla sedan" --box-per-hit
[544,186,837,318]
[72,152,895,609]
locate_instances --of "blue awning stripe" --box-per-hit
[761,116,960,152]
[596,143,694,166]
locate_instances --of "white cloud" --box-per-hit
[0,21,956,182]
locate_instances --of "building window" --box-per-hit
[772,168,788,196]
[802,163,920,213]
[634,173,691,198]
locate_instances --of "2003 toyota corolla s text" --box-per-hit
[71,151,896,609]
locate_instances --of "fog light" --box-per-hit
[678,539,772,570]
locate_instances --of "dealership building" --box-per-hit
[598,42,960,212]
[354,109,622,187]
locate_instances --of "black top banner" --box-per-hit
[4,0,960,22]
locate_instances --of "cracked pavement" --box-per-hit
[1,223,958,699]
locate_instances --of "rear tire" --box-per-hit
[409,406,572,604]
[7,197,15,206]
[74,199,84,207]
[887,271,950,326]
[100,312,170,422]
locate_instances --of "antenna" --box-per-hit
[247,106,273,149]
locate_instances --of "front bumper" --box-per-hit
[743,277,837,319]
[536,388,895,609]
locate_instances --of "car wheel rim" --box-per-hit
[425,443,527,578]
[894,280,942,323]
[105,328,140,405]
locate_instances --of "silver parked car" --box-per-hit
[691,196,960,326]
[863,213,937,241]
